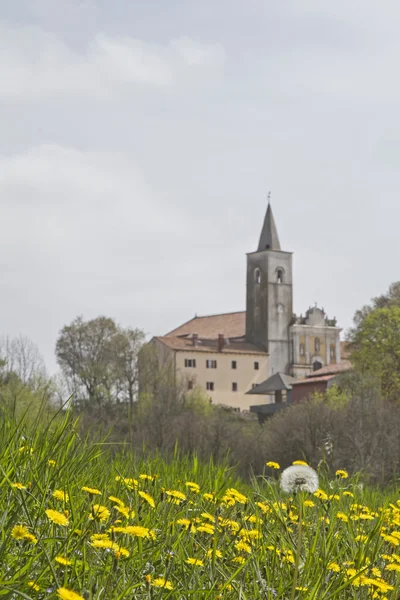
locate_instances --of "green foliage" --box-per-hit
[55,316,145,407]
[1,410,400,598]
[350,306,400,402]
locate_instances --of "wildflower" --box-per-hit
[197,524,214,534]
[235,540,251,553]
[280,465,319,494]
[48,459,56,467]
[11,482,27,490]
[296,587,308,592]
[151,578,174,590]
[232,556,246,564]
[81,486,101,495]
[336,512,349,523]
[203,492,216,502]
[55,556,72,566]
[201,512,215,523]
[24,533,38,544]
[186,557,204,566]
[139,474,155,481]
[343,491,354,497]
[53,490,69,502]
[113,504,130,518]
[206,548,223,559]
[28,581,40,591]
[304,500,315,507]
[381,533,399,546]
[293,460,308,466]
[165,490,186,502]
[185,481,201,493]
[176,518,192,529]
[91,539,116,550]
[314,488,328,501]
[11,525,30,540]
[355,535,368,542]
[266,461,280,469]
[139,490,155,508]
[89,504,110,522]
[386,563,400,571]
[114,546,130,559]
[224,488,248,504]
[335,469,349,479]
[108,495,124,506]
[110,525,150,537]
[45,509,69,527]
[327,562,340,573]
[57,588,84,600]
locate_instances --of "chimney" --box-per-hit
[192,333,199,346]
[217,333,225,352]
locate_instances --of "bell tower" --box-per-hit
[245,198,293,375]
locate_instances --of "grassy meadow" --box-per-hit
[1,409,400,599]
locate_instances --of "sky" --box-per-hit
[1,0,399,373]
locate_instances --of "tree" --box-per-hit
[349,306,400,402]
[348,281,400,341]
[55,316,145,407]
[0,335,47,389]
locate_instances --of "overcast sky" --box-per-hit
[1,0,399,373]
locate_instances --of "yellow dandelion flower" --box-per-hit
[48,459,56,467]
[327,562,340,573]
[266,461,280,469]
[139,473,155,481]
[138,490,155,508]
[296,587,308,592]
[24,533,38,544]
[343,491,354,497]
[53,490,69,502]
[57,588,85,600]
[355,535,368,542]
[89,504,110,522]
[11,525,30,540]
[206,548,223,559]
[28,581,40,591]
[108,495,125,506]
[110,525,150,537]
[304,500,315,507]
[224,488,248,504]
[114,546,130,559]
[335,469,349,478]
[197,524,214,534]
[235,540,251,554]
[55,556,72,566]
[293,460,308,466]
[151,578,174,590]
[186,557,204,566]
[91,533,110,541]
[113,505,130,519]
[381,533,399,546]
[176,518,192,529]
[201,512,215,523]
[165,490,186,502]
[232,556,246,564]
[386,563,400,572]
[336,512,349,523]
[185,481,200,493]
[314,488,328,501]
[203,492,216,502]
[11,483,27,490]
[81,486,101,495]
[45,509,69,527]
[91,539,116,550]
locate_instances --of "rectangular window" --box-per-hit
[231,360,237,369]
[254,361,259,370]
[252,383,257,389]
[184,359,196,368]
[206,359,217,369]
[232,382,238,392]
[206,382,214,391]
[188,380,193,390]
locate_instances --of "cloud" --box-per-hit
[0,20,226,99]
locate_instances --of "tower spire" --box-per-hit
[257,194,281,251]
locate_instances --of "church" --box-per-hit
[150,202,342,412]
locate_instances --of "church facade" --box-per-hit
[150,203,342,412]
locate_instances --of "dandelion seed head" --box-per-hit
[280,465,319,494]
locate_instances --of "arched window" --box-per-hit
[313,361,323,372]
[254,268,261,284]
[315,337,320,353]
[299,343,305,356]
[276,268,284,284]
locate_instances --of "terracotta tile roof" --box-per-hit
[155,335,267,356]
[306,360,352,378]
[166,311,246,339]
[292,374,337,385]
